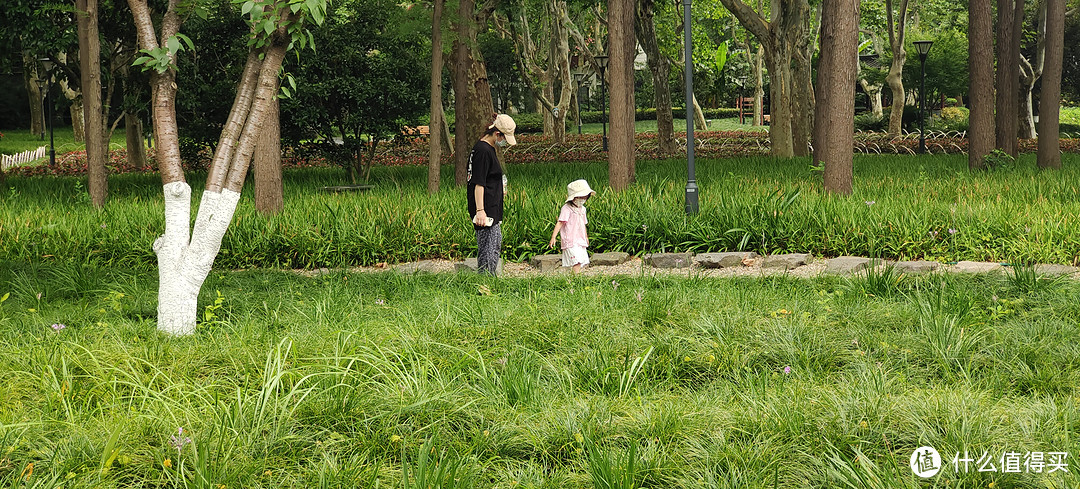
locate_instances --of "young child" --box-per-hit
[548,179,595,273]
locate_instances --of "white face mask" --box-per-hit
[495,137,508,148]
[572,197,587,207]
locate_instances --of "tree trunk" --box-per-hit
[636,0,675,154]
[969,0,995,169]
[428,0,444,194]
[1037,0,1063,169]
[77,0,107,208]
[691,94,708,130]
[764,46,795,156]
[254,94,283,214]
[452,0,496,186]
[816,0,858,194]
[55,52,85,143]
[125,113,147,168]
[719,0,811,157]
[884,0,909,137]
[792,26,814,156]
[24,53,45,138]
[499,0,574,144]
[609,0,635,190]
[859,79,884,117]
[1019,3,1047,139]
[754,44,764,125]
[130,0,302,335]
[995,0,1023,156]
[438,104,453,154]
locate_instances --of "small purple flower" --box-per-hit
[929,230,939,237]
[783,366,791,375]
[169,428,191,452]
[611,280,620,290]
[374,299,385,305]
[865,201,875,206]
[50,323,66,331]
[948,228,958,235]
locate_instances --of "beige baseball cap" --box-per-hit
[488,114,518,145]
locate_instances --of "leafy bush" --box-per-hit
[854,113,887,132]
[928,107,969,132]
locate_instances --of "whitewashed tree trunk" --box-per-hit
[155,183,241,335]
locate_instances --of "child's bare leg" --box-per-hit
[572,263,582,274]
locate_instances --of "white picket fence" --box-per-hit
[0,146,47,171]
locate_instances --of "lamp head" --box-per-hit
[594,54,609,70]
[913,40,933,58]
[38,57,54,72]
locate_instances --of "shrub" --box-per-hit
[928,107,969,132]
[854,113,887,132]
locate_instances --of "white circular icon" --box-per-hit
[910,446,942,478]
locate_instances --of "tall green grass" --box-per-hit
[0,265,1077,487]
[3,153,1080,268]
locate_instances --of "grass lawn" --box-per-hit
[0,264,1077,488]
[0,126,132,158]
[5,153,1080,268]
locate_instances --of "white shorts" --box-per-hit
[562,246,589,267]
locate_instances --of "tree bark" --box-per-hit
[77,0,107,208]
[859,78,884,117]
[499,0,574,144]
[754,43,764,125]
[995,0,1024,156]
[884,0,909,137]
[969,0,995,170]
[1037,0,1063,169]
[254,93,283,214]
[609,0,635,190]
[24,53,45,138]
[635,0,675,155]
[129,0,301,335]
[791,5,815,157]
[452,0,496,186]
[125,113,147,168]
[816,0,858,194]
[1019,1,1046,139]
[428,0,445,194]
[719,0,810,157]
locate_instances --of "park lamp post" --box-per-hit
[38,57,57,166]
[683,0,698,214]
[594,54,609,151]
[913,40,933,154]
[574,71,586,135]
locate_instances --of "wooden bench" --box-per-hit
[401,125,430,137]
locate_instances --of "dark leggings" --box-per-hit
[476,222,502,276]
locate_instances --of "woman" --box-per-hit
[467,114,517,276]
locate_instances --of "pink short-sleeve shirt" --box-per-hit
[557,203,589,249]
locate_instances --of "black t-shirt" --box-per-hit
[466,140,504,228]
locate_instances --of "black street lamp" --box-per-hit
[682,0,698,214]
[913,40,933,154]
[574,72,586,135]
[35,77,46,141]
[594,54,609,151]
[38,57,56,166]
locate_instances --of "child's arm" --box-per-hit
[549,221,564,249]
